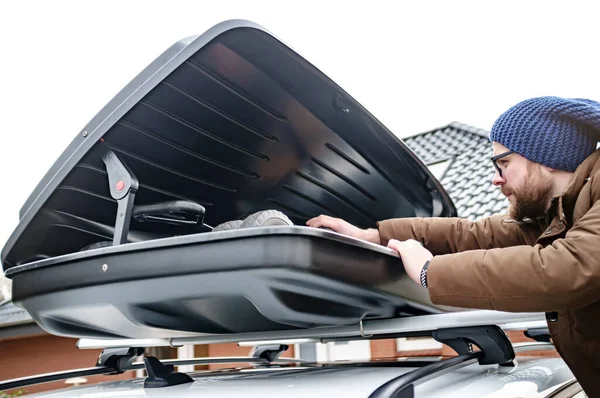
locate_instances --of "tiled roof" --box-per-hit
[404,122,509,221]
[0,300,32,327]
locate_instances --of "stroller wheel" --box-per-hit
[212,219,244,232]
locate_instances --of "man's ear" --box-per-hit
[539,165,558,177]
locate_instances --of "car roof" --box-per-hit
[22,356,573,398]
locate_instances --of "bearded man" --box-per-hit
[307,96,600,396]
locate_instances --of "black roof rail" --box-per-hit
[367,324,516,398]
[0,318,527,392]
[0,347,144,391]
[0,345,302,391]
[368,352,482,398]
[0,366,119,392]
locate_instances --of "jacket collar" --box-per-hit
[560,149,600,220]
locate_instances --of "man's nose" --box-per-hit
[492,170,505,186]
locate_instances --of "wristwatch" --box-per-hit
[420,260,430,288]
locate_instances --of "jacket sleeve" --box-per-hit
[377,214,530,255]
[427,200,600,312]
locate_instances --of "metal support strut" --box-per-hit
[101,147,139,245]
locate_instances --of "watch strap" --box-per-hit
[420,260,431,288]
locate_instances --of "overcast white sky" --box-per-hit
[1,0,599,253]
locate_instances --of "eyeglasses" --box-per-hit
[491,150,515,178]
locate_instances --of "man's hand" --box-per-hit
[306,215,381,244]
[387,239,433,286]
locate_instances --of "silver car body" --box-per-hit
[21,355,575,398]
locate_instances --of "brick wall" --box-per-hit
[0,335,298,395]
[369,338,396,359]
[0,335,135,396]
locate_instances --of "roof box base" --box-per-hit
[8,228,447,339]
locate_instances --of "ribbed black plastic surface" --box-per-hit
[2,20,454,270]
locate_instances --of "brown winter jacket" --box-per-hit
[378,149,600,396]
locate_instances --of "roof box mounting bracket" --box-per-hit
[249,344,289,363]
[101,146,139,245]
[143,356,194,388]
[524,327,551,343]
[432,324,515,365]
[97,347,145,373]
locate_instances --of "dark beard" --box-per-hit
[508,164,554,221]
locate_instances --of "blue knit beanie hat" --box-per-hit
[489,96,600,172]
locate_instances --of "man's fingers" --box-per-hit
[387,239,402,251]
[306,214,336,229]
[305,218,321,227]
[388,240,408,256]
[387,239,421,253]
[306,215,326,227]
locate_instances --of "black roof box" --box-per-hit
[7,227,458,339]
[1,20,458,339]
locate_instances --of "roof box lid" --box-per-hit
[2,19,455,271]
